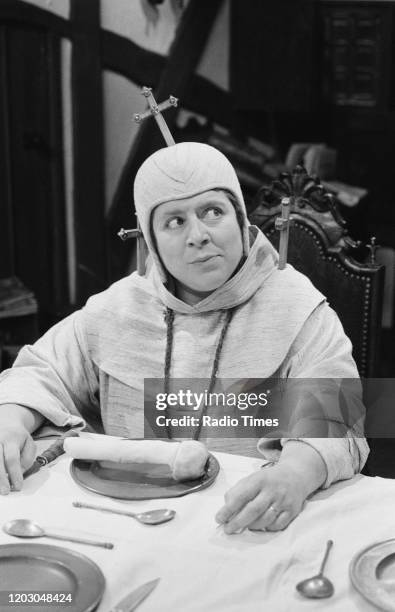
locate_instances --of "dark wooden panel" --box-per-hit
[230,0,317,112]
[7,28,48,296]
[47,31,68,311]
[185,77,232,126]
[321,1,395,110]
[70,0,108,303]
[0,25,14,278]
[0,0,70,37]
[6,25,68,323]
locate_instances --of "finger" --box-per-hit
[215,476,262,524]
[223,493,273,534]
[215,505,233,525]
[4,442,23,491]
[248,503,282,532]
[0,446,10,495]
[20,436,36,472]
[266,510,292,532]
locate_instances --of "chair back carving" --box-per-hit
[250,166,384,377]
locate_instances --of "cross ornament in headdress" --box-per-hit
[134,87,178,146]
[118,86,179,275]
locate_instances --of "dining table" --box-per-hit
[1,432,395,612]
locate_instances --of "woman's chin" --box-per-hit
[174,278,225,305]
[189,276,227,294]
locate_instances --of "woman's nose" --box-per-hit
[186,218,210,246]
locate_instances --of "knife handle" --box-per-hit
[37,431,79,466]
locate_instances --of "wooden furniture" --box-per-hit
[0,277,39,370]
[250,165,384,378]
[320,1,395,111]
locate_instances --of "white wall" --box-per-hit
[103,74,143,213]
[60,39,75,304]
[18,0,69,19]
[196,0,229,91]
[100,0,181,55]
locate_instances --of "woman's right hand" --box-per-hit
[0,406,38,494]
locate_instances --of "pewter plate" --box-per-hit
[70,454,220,500]
[350,539,395,611]
[0,543,104,612]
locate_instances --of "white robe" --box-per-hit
[0,228,368,486]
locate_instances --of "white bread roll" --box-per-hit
[64,437,208,481]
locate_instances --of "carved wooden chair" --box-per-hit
[250,166,384,378]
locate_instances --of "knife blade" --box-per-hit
[110,578,160,612]
[23,430,80,478]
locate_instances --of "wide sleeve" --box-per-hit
[0,311,99,429]
[258,301,369,487]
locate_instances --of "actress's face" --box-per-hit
[152,190,243,303]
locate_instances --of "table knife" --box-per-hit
[23,430,80,478]
[110,578,160,612]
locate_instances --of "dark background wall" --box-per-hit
[0,0,394,374]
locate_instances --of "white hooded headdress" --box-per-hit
[133,142,250,282]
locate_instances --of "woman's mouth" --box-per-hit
[191,255,219,264]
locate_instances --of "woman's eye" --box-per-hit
[204,207,223,219]
[167,217,184,229]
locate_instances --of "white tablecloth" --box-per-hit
[1,434,394,612]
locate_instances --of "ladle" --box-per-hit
[296,540,334,599]
[3,519,113,549]
[73,500,176,525]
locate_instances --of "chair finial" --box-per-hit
[366,236,380,265]
[275,197,291,269]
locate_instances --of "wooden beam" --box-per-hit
[0,0,70,37]
[101,30,163,86]
[70,0,108,303]
[107,0,225,280]
[101,29,233,127]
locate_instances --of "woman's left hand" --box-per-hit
[215,464,309,533]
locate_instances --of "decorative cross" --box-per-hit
[134,86,178,146]
[275,197,291,270]
[118,86,178,275]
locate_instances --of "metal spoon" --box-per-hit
[296,540,334,599]
[73,500,176,525]
[3,519,114,549]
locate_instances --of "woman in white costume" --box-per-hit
[0,142,367,533]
